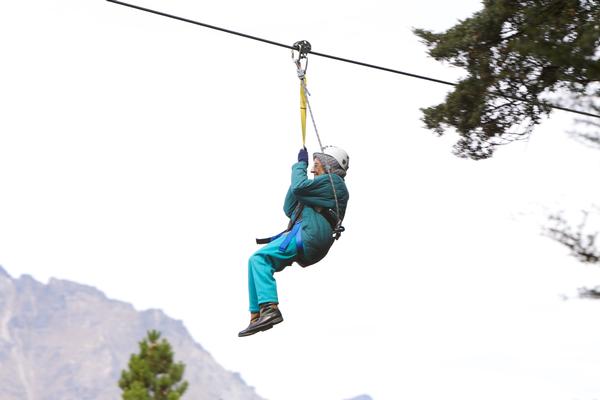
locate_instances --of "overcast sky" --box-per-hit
[2,0,600,399]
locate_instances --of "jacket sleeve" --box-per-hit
[283,186,298,218]
[289,162,335,208]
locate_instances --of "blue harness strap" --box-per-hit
[278,220,303,253]
[256,220,304,255]
[255,219,310,267]
[256,202,306,265]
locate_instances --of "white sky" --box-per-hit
[2,0,600,399]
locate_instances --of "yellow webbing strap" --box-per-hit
[300,77,307,146]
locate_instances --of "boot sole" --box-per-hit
[238,324,273,337]
[255,315,283,330]
[237,317,283,337]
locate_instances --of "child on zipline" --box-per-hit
[238,146,350,337]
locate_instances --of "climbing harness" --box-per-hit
[315,206,345,241]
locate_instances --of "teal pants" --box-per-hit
[248,233,299,313]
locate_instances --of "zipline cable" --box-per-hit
[106,0,600,120]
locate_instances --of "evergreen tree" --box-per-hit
[119,330,189,400]
[415,1,600,295]
[414,0,600,159]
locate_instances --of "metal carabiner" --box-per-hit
[333,223,345,240]
[292,40,311,78]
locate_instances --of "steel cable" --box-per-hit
[106,0,600,119]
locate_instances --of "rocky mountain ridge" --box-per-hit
[0,266,263,400]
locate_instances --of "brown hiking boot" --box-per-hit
[237,303,283,337]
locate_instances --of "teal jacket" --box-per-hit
[284,161,349,266]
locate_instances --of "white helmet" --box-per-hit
[322,145,349,171]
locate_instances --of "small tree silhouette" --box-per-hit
[119,330,188,400]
